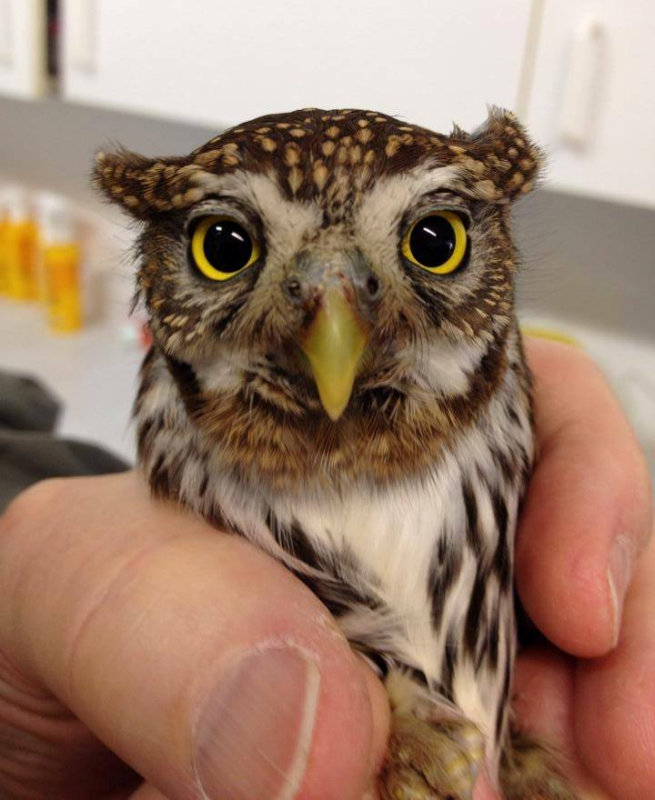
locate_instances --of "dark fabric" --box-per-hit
[0,373,60,432]
[0,371,129,513]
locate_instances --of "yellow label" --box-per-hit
[44,243,82,332]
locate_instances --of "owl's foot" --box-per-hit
[379,713,485,800]
[500,732,580,800]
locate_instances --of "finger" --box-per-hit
[513,647,576,751]
[0,648,139,799]
[516,338,653,657]
[110,781,175,799]
[0,472,390,800]
[127,784,170,800]
[575,531,655,798]
[512,647,611,800]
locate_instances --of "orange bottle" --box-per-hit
[5,188,39,301]
[37,193,82,333]
[0,196,9,296]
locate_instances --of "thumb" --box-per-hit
[0,473,389,800]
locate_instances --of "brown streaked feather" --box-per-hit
[142,321,513,491]
[94,107,543,219]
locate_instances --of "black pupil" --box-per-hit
[203,220,252,273]
[409,215,457,268]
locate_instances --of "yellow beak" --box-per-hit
[299,288,368,421]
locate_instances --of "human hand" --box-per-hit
[0,339,652,800]
[506,339,654,800]
[0,469,390,800]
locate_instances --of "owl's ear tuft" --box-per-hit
[460,108,544,203]
[92,147,193,220]
[93,147,155,219]
[449,122,471,141]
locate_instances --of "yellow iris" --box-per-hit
[401,210,467,275]
[190,215,260,281]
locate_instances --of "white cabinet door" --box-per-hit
[62,0,533,134]
[526,0,655,209]
[0,0,46,99]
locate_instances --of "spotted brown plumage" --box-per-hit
[96,107,541,220]
[97,108,577,800]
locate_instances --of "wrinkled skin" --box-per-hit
[0,339,652,800]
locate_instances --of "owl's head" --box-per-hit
[96,108,541,487]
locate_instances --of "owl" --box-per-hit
[95,108,578,800]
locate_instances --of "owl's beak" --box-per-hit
[299,287,368,421]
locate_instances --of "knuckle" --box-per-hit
[1,478,68,532]
[561,343,605,381]
[0,479,78,565]
[526,335,605,383]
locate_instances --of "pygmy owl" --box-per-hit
[95,107,578,799]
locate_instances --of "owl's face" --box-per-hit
[97,108,540,487]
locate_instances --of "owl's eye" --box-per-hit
[190,215,260,281]
[401,211,467,275]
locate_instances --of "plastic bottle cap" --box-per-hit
[0,184,31,222]
[35,191,76,244]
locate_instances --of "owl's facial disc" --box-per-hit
[298,286,369,421]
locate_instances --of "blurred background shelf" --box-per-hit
[60,0,532,135]
[0,300,142,463]
[0,0,47,99]
[525,0,655,209]
[2,1,655,207]
[4,0,653,207]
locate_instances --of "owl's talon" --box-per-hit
[500,732,580,800]
[383,765,439,800]
[379,713,484,800]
